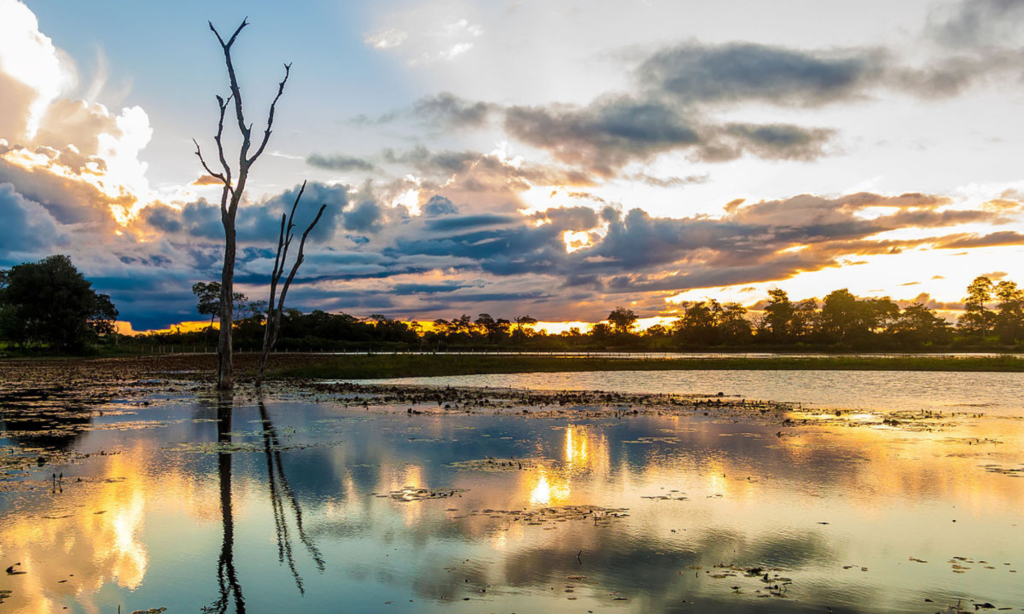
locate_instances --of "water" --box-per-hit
[362,369,1024,416]
[1,377,1023,613]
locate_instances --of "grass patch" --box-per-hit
[271,353,1024,380]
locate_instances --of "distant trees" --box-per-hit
[994,280,1024,344]
[958,276,994,338]
[955,275,1024,344]
[192,282,251,330]
[673,300,751,346]
[606,307,638,334]
[0,255,118,351]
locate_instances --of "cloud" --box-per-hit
[0,0,153,228]
[306,153,376,173]
[191,174,222,187]
[504,96,699,176]
[636,42,883,107]
[695,123,836,162]
[422,195,459,216]
[935,230,1024,249]
[363,15,481,65]
[505,96,836,174]
[364,28,407,49]
[410,92,497,129]
[0,182,64,255]
[929,0,1024,48]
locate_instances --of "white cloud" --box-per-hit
[0,0,155,226]
[364,28,408,49]
[0,0,75,139]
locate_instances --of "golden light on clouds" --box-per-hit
[562,229,591,253]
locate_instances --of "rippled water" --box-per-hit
[1,382,1023,613]
[364,369,1024,417]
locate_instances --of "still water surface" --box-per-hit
[1,377,1023,613]
[366,369,1024,417]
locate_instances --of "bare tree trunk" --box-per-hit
[194,18,290,391]
[256,181,326,387]
[218,224,237,390]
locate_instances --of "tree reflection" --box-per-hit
[205,391,245,614]
[203,393,324,613]
[258,395,325,594]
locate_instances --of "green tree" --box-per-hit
[607,307,638,334]
[892,303,950,348]
[958,276,994,339]
[673,300,750,346]
[0,255,118,351]
[994,280,1024,344]
[763,288,794,342]
[192,281,250,331]
[789,298,820,341]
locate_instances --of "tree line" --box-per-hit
[4,257,1024,354]
[131,274,1024,353]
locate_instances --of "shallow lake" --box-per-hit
[1,377,1023,613]
[363,369,1024,417]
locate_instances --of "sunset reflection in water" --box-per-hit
[1,392,1023,613]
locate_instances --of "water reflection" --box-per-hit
[1,391,1023,613]
[257,396,324,592]
[204,393,326,613]
[208,391,244,614]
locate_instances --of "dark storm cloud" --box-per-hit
[411,92,497,129]
[0,182,63,255]
[343,199,384,233]
[695,123,836,162]
[424,213,518,232]
[504,96,701,176]
[391,281,470,295]
[421,195,459,216]
[306,153,376,173]
[503,96,836,174]
[636,42,884,106]
[929,0,1024,47]
[143,182,351,244]
[381,146,478,176]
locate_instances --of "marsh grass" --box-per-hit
[271,353,1024,379]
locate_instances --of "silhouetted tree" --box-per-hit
[193,281,250,330]
[673,300,750,345]
[194,18,291,390]
[892,302,950,348]
[994,280,1024,344]
[0,255,117,351]
[606,307,638,334]
[513,315,537,334]
[763,288,794,343]
[958,276,994,339]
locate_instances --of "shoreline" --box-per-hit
[4,353,1024,382]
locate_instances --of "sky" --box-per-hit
[1,0,1024,330]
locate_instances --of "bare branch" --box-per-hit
[277,179,305,283]
[214,94,234,187]
[277,203,326,311]
[210,20,252,159]
[248,63,292,165]
[193,139,227,185]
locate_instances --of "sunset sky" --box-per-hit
[2,0,1024,330]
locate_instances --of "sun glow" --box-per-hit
[562,230,591,253]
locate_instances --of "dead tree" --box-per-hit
[256,181,326,387]
[194,18,291,391]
